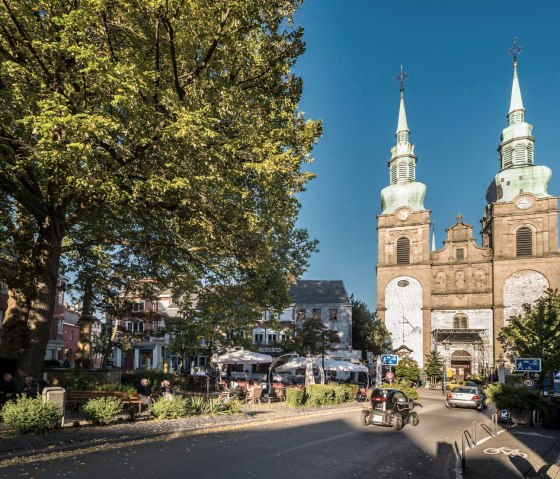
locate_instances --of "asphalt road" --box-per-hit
[0,393,490,479]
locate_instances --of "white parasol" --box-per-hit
[324,359,368,373]
[216,349,273,365]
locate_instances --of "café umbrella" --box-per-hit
[324,359,368,373]
[216,349,273,365]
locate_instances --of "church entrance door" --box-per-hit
[450,362,471,380]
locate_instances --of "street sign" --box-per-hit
[385,371,395,381]
[514,358,541,372]
[522,379,535,387]
[499,409,510,421]
[381,354,399,366]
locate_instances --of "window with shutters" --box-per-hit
[516,227,532,256]
[503,147,513,168]
[527,144,534,164]
[408,162,415,181]
[453,314,468,329]
[390,164,397,184]
[396,237,410,264]
[514,145,525,165]
[398,163,407,181]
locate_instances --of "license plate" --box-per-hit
[372,415,383,422]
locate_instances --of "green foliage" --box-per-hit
[380,382,419,400]
[338,383,359,402]
[304,384,337,407]
[485,383,546,412]
[0,0,321,379]
[499,289,560,383]
[152,395,188,419]
[0,396,61,434]
[43,360,62,369]
[351,297,392,358]
[395,357,421,384]
[121,371,183,392]
[82,397,123,425]
[186,396,238,416]
[282,319,339,356]
[96,383,135,393]
[424,350,444,381]
[72,370,96,391]
[286,388,305,407]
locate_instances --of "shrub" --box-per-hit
[286,388,305,407]
[1,396,61,434]
[338,384,359,402]
[152,395,187,419]
[185,396,238,416]
[381,382,419,400]
[305,384,336,407]
[485,383,546,412]
[82,397,122,425]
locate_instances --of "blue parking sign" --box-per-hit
[514,358,541,372]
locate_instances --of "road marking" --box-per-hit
[513,431,555,439]
[483,446,528,458]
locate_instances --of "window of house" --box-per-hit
[58,291,64,305]
[396,237,410,264]
[268,333,277,343]
[132,301,145,312]
[312,308,321,320]
[329,308,338,320]
[516,227,532,257]
[453,314,468,329]
[280,333,288,342]
[254,333,263,344]
[297,308,306,320]
[126,321,144,333]
[456,248,464,260]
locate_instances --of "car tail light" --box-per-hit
[372,397,387,402]
[447,394,452,399]
[472,395,480,400]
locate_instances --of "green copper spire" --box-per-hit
[486,38,551,204]
[381,68,426,214]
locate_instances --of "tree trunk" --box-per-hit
[76,279,94,369]
[15,215,64,379]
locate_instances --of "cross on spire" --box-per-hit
[395,65,408,93]
[456,213,463,223]
[508,36,523,66]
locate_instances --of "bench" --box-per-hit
[67,390,142,413]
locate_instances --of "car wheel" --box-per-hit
[361,410,371,426]
[393,413,403,430]
[411,411,419,426]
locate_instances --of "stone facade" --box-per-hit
[376,58,560,378]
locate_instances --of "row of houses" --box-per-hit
[0,279,358,372]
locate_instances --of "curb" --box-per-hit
[0,404,364,465]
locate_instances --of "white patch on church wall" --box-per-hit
[385,276,423,367]
[504,270,549,324]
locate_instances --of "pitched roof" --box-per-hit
[289,280,350,305]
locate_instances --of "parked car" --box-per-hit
[446,380,479,392]
[446,386,487,411]
[361,388,419,430]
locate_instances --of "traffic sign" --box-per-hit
[514,358,541,372]
[385,371,395,381]
[381,354,399,366]
[499,409,510,421]
[522,379,535,387]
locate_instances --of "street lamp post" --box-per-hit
[321,331,326,372]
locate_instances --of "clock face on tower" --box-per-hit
[396,208,410,221]
[515,195,534,210]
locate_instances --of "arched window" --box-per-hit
[516,227,532,257]
[453,314,468,329]
[396,237,410,264]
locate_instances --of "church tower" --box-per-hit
[377,68,431,367]
[481,38,560,361]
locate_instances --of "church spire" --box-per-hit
[380,67,426,214]
[497,37,535,171]
[508,37,525,124]
[396,66,409,139]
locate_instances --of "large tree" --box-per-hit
[0,1,321,378]
[499,289,560,392]
[351,297,392,360]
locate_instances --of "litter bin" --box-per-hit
[42,387,66,426]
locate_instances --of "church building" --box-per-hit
[376,45,560,379]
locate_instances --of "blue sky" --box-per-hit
[293,0,560,310]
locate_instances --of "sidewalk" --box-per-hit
[0,400,363,464]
